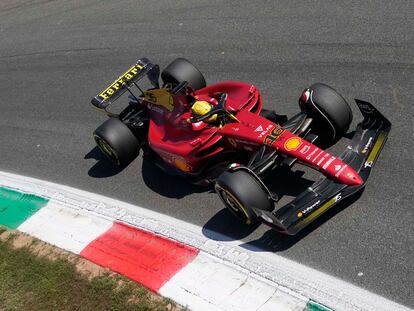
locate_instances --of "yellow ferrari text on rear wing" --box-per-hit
[91,57,159,113]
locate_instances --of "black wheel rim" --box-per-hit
[94,135,120,165]
[216,187,251,224]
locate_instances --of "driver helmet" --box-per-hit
[191,100,217,122]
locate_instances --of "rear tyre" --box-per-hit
[93,118,140,166]
[215,169,273,225]
[299,83,353,143]
[161,58,206,90]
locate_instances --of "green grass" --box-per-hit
[0,230,178,311]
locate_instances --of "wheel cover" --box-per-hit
[94,135,120,165]
[217,187,252,225]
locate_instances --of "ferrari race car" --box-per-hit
[91,57,391,235]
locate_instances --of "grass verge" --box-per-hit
[0,227,181,311]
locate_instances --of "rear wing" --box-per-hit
[91,57,160,112]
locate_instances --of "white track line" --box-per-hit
[0,171,411,311]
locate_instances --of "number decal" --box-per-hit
[145,92,157,103]
[334,193,342,202]
[264,127,285,146]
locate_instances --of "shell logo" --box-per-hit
[284,137,302,151]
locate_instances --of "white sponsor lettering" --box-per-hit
[300,145,311,154]
[362,137,373,154]
[312,151,324,163]
[301,200,321,215]
[257,124,273,138]
[334,165,342,171]
[322,156,336,170]
[306,148,318,160]
[335,164,348,177]
[317,155,327,166]
[255,125,264,132]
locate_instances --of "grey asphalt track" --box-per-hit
[0,0,413,307]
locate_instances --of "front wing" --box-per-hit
[259,100,391,235]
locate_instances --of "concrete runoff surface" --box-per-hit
[0,0,413,308]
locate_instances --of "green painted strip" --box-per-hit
[304,299,333,311]
[0,187,48,229]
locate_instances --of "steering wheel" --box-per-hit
[189,93,229,123]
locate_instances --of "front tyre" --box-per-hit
[93,118,140,166]
[161,58,206,90]
[299,83,353,143]
[215,169,273,225]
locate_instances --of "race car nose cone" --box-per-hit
[325,159,364,186]
[347,173,363,186]
[338,166,364,186]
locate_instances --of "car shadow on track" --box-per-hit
[85,147,204,198]
[239,191,363,252]
[141,158,205,199]
[203,190,363,252]
[84,146,125,178]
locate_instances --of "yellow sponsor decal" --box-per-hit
[284,137,302,151]
[264,126,284,146]
[295,193,341,229]
[366,131,387,163]
[144,88,174,112]
[99,63,143,101]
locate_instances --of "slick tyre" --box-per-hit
[93,118,140,166]
[299,83,353,143]
[161,58,206,90]
[215,169,273,225]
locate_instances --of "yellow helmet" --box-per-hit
[191,100,217,122]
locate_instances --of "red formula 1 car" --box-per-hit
[91,58,390,235]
